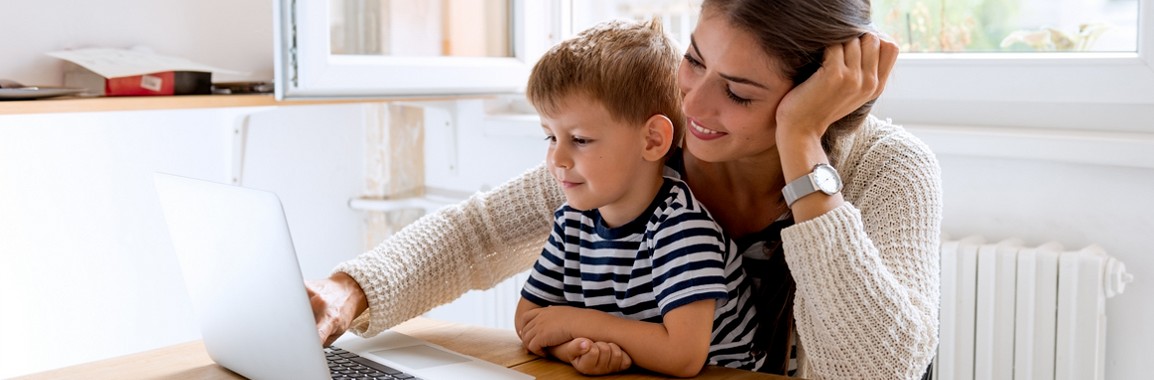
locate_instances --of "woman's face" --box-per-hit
[678,9,794,163]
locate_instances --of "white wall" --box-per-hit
[1,1,286,377]
[0,0,273,85]
[0,105,369,378]
[902,123,1154,379]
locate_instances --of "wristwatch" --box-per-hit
[782,163,843,207]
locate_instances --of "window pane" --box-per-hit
[872,0,1140,52]
[329,0,511,57]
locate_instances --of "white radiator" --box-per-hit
[936,236,1133,380]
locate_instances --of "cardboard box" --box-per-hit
[63,64,212,96]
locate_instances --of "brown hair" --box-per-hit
[526,18,685,155]
[703,0,874,154]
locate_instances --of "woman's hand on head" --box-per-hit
[305,272,369,347]
[775,32,899,142]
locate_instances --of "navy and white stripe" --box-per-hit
[522,177,765,371]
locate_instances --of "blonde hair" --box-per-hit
[526,18,685,154]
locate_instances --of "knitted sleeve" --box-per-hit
[781,120,943,380]
[334,163,564,336]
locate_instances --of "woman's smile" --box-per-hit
[688,118,727,141]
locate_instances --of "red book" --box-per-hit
[104,71,212,96]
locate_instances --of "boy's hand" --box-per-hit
[551,338,633,376]
[571,340,633,375]
[518,305,590,356]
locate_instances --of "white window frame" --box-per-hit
[276,0,1151,124]
[274,0,562,99]
[878,0,1153,127]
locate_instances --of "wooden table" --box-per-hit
[16,317,787,379]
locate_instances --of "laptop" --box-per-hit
[154,173,533,380]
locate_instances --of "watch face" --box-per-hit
[813,165,843,194]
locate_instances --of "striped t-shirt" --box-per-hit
[521,177,765,371]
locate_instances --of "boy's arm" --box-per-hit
[520,299,716,378]
[514,297,541,338]
[519,298,634,375]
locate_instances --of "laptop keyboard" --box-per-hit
[326,346,422,380]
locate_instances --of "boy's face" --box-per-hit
[540,94,660,220]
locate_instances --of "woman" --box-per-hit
[308,0,941,378]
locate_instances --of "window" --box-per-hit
[277,0,1152,130]
[874,0,1139,53]
[567,0,702,51]
[871,0,1153,128]
[275,0,561,99]
[274,0,703,99]
[330,1,512,57]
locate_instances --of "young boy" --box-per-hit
[514,19,765,377]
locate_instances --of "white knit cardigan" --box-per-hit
[336,115,943,379]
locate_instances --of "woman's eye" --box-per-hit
[683,51,750,106]
[726,88,752,106]
[683,53,703,68]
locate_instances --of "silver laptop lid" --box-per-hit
[154,173,330,379]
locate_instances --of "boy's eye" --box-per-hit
[543,135,557,143]
[572,137,590,146]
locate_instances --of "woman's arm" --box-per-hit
[783,120,942,379]
[772,33,937,379]
[322,163,564,338]
[776,33,895,223]
[519,300,717,378]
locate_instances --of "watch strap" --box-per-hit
[782,173,816,207]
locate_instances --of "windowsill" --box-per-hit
[0,94,482,115]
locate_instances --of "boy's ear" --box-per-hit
[641,114,674,162]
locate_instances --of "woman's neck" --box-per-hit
[682,149,789,237]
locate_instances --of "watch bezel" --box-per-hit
[812,163,843,195]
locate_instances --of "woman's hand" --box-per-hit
[518,305,591,356]
[305,272,368,347]
[775,33,899,141]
